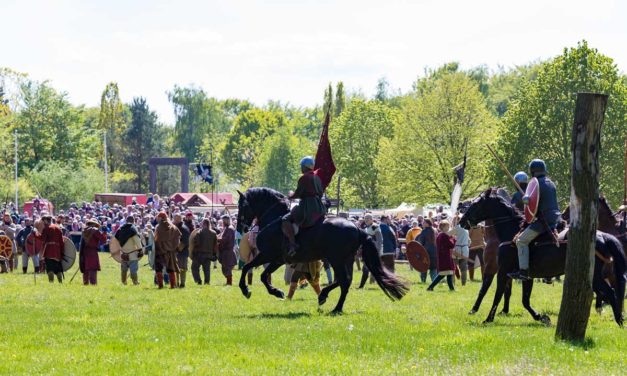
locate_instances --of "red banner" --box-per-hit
[314,109,336,191]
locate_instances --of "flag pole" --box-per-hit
[14,130,18,213]
[104,132,109,193]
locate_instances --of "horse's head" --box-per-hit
[236,190,254,234]
[459,187,518,229]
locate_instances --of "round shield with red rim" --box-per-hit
[406,241,430,273]
[524,177,540,223]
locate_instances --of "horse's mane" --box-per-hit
[488,187,523,220]
[245,187,287,204]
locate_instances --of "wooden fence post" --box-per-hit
[555,93,608,342]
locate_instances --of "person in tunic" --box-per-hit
[115,216,144,285]
[416,218,438,283]
[281,156,327,259]
[79,219,106,285]
[287,260,323,300]
[468,224,486,281]
[427,220,456,291]
[191,218,218,285]
[154,212,181,289]
[39,215,65,283]
[16,218,36,274]
[218,215,237,285]
[1,213,19,272]
[173,214,191,288]
[449,216,470,286]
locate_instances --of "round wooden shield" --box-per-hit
[188,229,199,258]
[406,241,430,273]
[0,235,13,260]
[109,237,122,263]
[524,177,540,223]
[25,232,42,256]
[62,237,77,271]
[239,231,252,263]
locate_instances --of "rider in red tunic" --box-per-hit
[281,156,327,259]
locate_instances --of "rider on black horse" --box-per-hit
[508,159,561,281]
[281,156,327,259]
[511,171,528,212]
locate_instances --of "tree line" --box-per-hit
[0,40,625,210]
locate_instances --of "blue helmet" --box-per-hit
[300,156,315,170]
[514,171,528,184]
[528,159,547,177]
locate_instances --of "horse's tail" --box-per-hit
[359,230,409,301]
[604,234,626,315]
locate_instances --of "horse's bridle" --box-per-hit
[481,216,521,228]
[248,198,290,229]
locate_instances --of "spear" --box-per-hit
[486,144,524,195]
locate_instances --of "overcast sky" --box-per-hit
[3,0,626,124]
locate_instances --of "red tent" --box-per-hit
[94,193,147,206]
[23,199,54,217]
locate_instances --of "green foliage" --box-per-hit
[378,72,499,205]
[334,82,346,117]
[252,127,313,194]
[98,82,127,173]
[219,108,287,184]
[374,77,390,102]
[123,97,166,192]
[14,81,88,170]
[330,99,399,208]
[323,83,334,116]
[497,41,627,207]
[168,85,230,160]
[28,160,105,208]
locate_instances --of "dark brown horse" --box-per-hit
[563,196,627,312]
[462,188,513,315]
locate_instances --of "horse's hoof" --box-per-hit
[330,309,343,316]
[482,319,493,324]
[595,307,603,315]
[245,291,252,299]
[274,290,285,300]
[540,315,551,326]
[468,309,477,315]
[318,296,327,306]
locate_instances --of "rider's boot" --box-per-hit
[281,220,298,259]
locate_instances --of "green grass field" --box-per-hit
[0,257,625,375]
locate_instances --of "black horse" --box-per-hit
[459,188,626,326]
[235,187,409,314]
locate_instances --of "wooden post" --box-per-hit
[555,93,608,342]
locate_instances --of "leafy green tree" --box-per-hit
[123,97,165,192]
[485,64,541,117]
[14,80,85,169]
[168,85,229,160]
[323,83,333,116]
[374,77,390,102]
[219,108,286,184]
[252,127,313,194]
[330,99,399,208]
[98,82,127,173]
[334,82,346,117]
[496,41,627,207]
[29,160,105,209]
[377,72,499,205]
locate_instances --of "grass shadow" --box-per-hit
[556,336,596,350]
[238,312,312,320]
